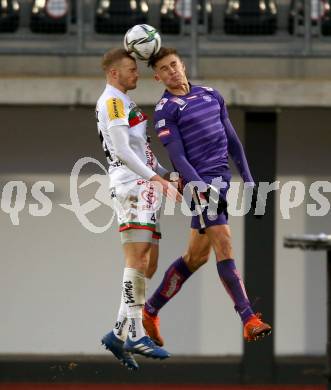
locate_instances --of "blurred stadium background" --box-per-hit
[1,0,331,389]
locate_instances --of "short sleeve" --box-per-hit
[104,97,129,129]
[153,102,181,146]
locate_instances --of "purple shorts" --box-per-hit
[191,208,228,230]
[190,177,229,231]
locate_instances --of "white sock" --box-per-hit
[112,290,129,342]
[128,318,145,341]
[123,267,146,341]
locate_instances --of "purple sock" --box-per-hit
[145,257,192,316]
[216,259,254,324]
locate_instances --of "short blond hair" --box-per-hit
[101,48,135,72]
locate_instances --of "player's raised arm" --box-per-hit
[212,89,254,185]
[223,116,263,218]
[223,117,254,185]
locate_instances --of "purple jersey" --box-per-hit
[154,85,231,182]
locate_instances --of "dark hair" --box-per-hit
[102,48,135,72]
[148,47,180,68]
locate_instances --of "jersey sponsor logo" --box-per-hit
[203,95,212,102]
[155,98,168,111]
[158,128,171,137]
[171,97,186,106]
[106,98,125,120]
[156,119,166,128]
[141,188,158,210]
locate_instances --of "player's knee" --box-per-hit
[195,254,209,269]
[126,246,151,272]
[129,257,149,273]
[183,252,209,272]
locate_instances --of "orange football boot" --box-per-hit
[244,312,272,342]
[143,308,164,347]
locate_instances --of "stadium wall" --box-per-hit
[1,56,331,107]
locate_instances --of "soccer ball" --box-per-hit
[124,24,161,61]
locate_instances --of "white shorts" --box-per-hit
[110,179,162,243]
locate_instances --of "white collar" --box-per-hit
[106,84,129,101]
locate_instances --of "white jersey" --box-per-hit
[96,84,158,187]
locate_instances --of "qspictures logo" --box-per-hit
[0,157,331,233]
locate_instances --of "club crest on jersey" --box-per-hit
[203,95,212,102]
[156,119,166,128]
[158,129,170,137]
[155,98,168,111]
[128,106,147,127]
[171,97,186,106]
